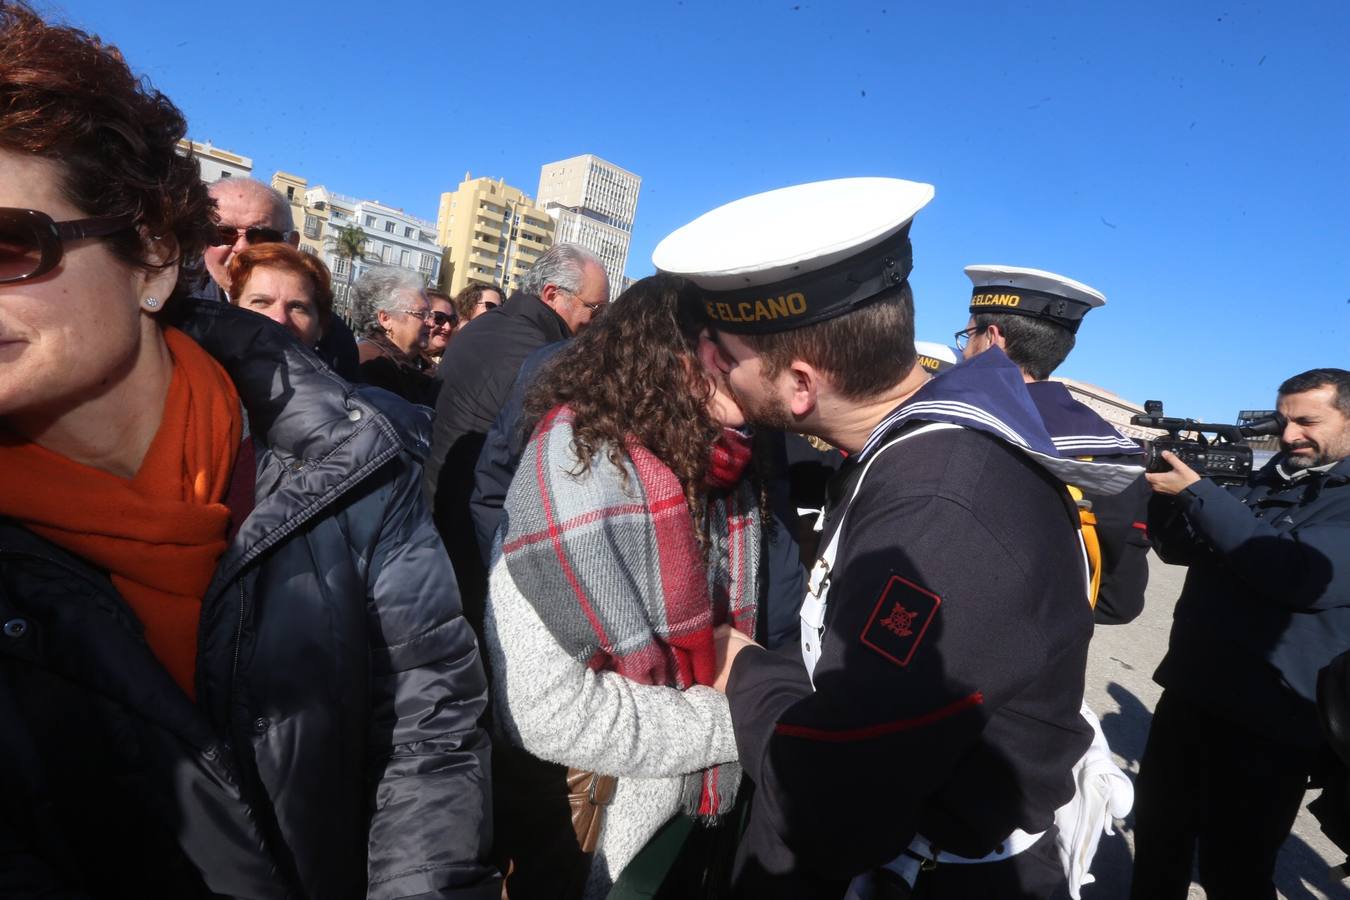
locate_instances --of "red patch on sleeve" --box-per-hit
[860,575,941,667]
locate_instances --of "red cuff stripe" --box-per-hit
[1131,521,1148,533]
[773,692,983,743]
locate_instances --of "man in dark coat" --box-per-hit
[424,244,608,636]
[0,300,498,900]
[1131,367,1350,900]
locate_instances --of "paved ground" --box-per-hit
[1082,554,1350,900]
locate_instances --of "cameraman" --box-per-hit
[1131,368,1350,900]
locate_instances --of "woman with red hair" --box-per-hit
[0,4,496,897]
[228,242,333,348]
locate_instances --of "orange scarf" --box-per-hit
[0,327,242,698]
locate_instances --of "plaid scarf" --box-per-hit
[502,405,760,819]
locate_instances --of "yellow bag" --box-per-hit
[1066,483,1102,608]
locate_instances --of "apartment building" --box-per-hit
[536,155,641,300]
[177,139,253,182]
[304,185,441,317]
[436,173,554,296]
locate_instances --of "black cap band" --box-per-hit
[698,226,913,335]
[968,285,1091,334]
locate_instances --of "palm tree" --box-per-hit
[334,224,366,323]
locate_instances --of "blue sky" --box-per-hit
[48,0,1349,421]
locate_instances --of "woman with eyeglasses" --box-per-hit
[353,266,441,406]
[0,4,496,898]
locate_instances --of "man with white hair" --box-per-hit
[424,243,609,631]
[191,178,359,379]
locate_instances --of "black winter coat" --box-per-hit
[0,301,498,900]
[424,293,570,635]
[1151,454,1350,747]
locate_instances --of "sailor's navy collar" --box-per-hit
[859,349,1143,495]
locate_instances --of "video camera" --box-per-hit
[1129,401,1286,485]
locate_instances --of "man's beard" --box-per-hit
[1282,439,1328,470]
[728,376,797,431]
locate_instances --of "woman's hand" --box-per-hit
[713,624,760,692]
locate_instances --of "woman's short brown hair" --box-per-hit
[0,2,214,288]
[227,244,334,327]
[452,282,502,320]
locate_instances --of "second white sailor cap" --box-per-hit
[915,340,958,375]
[653,177,935,334]
[964,265,1105,335]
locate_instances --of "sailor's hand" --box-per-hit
[1145,450,1202,495]
[713,624,759,692]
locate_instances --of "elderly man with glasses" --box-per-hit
[188,178,360,379]
[352,266,440,406]
[424,244,608,636]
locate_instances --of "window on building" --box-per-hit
[419,254,435,276]
[400,249,410,267]
[333,256,349,278]
[285,186,295,200]
[382,245,395,264]
[299,244,317,256]
[303,215,320,239]
[404,226,414,238]
[364,215,375,227]
[384,221,395,233]
[220,171,231,178]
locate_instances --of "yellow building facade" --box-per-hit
[271,171,328,257]
[436,173,554,296]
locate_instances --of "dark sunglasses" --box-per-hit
[0,207,136,285]
[213,225,288,247]
[430,310,457,328]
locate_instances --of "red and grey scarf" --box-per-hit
[502,406,760,819]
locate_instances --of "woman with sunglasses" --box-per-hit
[0,5,496,898]
[424,288,459,367]
[451,282,503,332]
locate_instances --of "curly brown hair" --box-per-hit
[0,1,214,290]
[452,281,503,320]
[524,273,725,527]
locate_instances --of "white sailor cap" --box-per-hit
[653,177,935,334]
[915,340,958,375]
[964,265,1106,335]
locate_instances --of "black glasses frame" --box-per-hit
[0,208,136,284]
[953,325,985,352]
[213,225,290,248]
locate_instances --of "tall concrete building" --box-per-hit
[536,155,641,300]
[177,139,253,182]
[436,174,555,296]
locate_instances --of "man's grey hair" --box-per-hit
[519,243,603,296]
[208,178,294,232]
[352,267,427,337]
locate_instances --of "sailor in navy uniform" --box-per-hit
[914,340,958,377]
[957,266,1150,624]
[655,178,1141,899]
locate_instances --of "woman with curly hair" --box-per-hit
[484,273,761,898]
[0,4,496,897]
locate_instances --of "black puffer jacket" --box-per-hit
[0,300,498,899]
